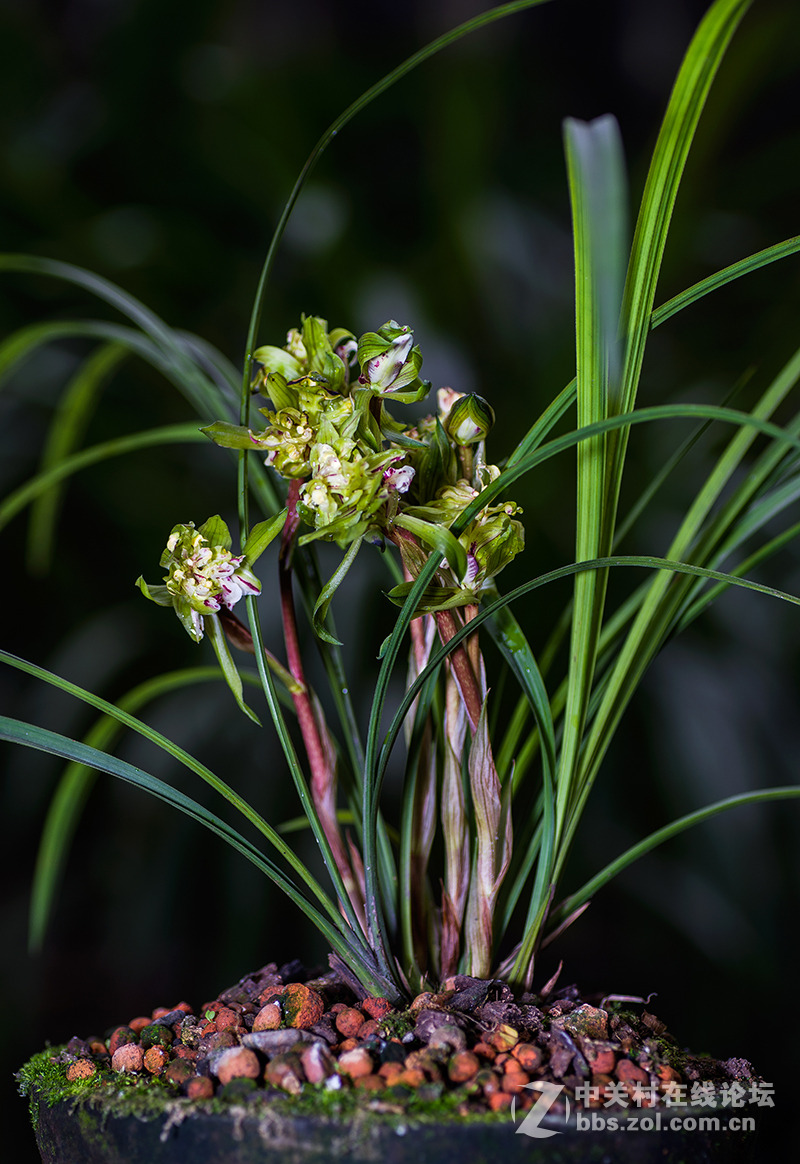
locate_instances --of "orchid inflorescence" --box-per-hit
[138,316,526,989]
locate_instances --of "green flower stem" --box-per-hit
[279,481,366,932]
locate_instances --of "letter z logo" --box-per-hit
[513,1081,568,1138]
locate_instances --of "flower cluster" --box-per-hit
[137,517,260,642]
[153,317,524,629]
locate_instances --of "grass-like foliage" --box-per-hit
[2,0,800,1003]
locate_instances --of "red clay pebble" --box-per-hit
[337,1047,374,1079]
[252,1002,282,1031]
[583,1041,616,1076]
[300,1042,335,1084]
[173,1044,198,1062]
[335,1007,365,1038]
[152,1007,172,1020]
[112,1044,144,1073]
[128,1016,151,1034]
[214,1007,241,1032]
[616,1059,649,1085]
[358,1019,380,1040]
[264,1053,303,1095]
[656,1063,682,1083]
[512,1043,543,1072]
[378,1061,405,1082]
[337,1037,359,1053]
[143,1046,170,1075]
[501,1069,530,1095]
[108,1026,137,1056]
[362,997,392,1020]
[185,1076,214,1100]
[354,1074,385,1091]
[448,1050,480,1083]
[472,1041,497,1060]
[213,1047,260,1085]
[165,1060,194,1086]
[66,1059,96,1082]
[280,983,325,1030]
[488,1092,513,1112]
[395,1067,425,1088]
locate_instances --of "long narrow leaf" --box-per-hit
[1,716,376,978]
[0,423,206,533]
[550,786,800,929]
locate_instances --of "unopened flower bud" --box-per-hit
[444,394,495,446]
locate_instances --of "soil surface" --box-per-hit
[36,960,767,1119]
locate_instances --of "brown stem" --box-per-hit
[279,481,364,926]
[433,607,483,732]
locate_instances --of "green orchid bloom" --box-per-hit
[137,517,260,643]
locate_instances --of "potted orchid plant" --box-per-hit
[5,0,799,1159]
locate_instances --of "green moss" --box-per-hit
[16,1046,179,1132]
[16,1043,511,1137]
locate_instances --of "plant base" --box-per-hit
[27,1081,760,1164]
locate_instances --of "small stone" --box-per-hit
[165,1060,193,1086]
[201,1030,237,1053]
[394,1067,425,1088]
[501,1070,530,1095]
[511,1043,543,1072]
[214,1007,242,1031]
[354,1074,384,1090]
[264,1052,303,1094]
[108,1026,137,1056]
[448,1050,480,1083]
[185,1076,214,1100]
[409,992,437,1012]
[486,1024,519,1052]
[428,1023,467,1054]
[252,1003,282,1031]
[128,1016,151,1034]
[362,997,392,1020]
[212,1047,260,1085]
[583,1041,616,1076]
[143,1045,170,1075]
[474,1067,500,1097]
[488,1091,512,1111]
[378,1061,405,1082]
[112,1044,144,1073]
[65,1059,96,1082]
[656,1063,682,1083]
[173,1044,198,1062]
[472,1041,496,1060]
[337,1037,358,1053]
[335,1007,365,1038]
[280,983,325,1030]
[338,1047,374,1079]
[139,1023,173,1049]
[299,1041,335,1084]
[557,1004,609,1041]
[616,1059,649,1085]
[243,1030,313,1056]
[358,1019,380,1040]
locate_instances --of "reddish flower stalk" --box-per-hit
[279,480,366,929]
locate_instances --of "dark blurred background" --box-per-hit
[2,0,799,1156]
